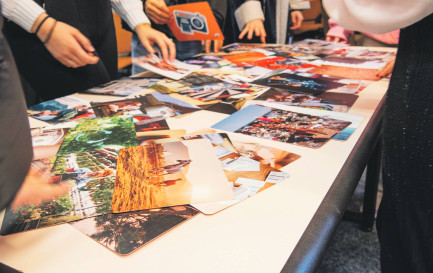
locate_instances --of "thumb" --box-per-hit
[73,30,95,53]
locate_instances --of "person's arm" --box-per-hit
[235,0,266,43]
[326,18,353,43]
[323,0,433,33]
[203,0,227,53]
[113,0,175,61]
[1,0,99,68]
[289,0,309,30]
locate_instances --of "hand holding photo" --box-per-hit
[133,53,200,80]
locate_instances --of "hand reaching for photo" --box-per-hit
[239,19,267,43]
[145,0,171,24]
[290,11,304,30]
[11,165,71,210]
[135,23,176,62]
[202,39,224,53]
[377,57,395,78]
[34,14,99,68]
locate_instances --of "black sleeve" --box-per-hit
[207,0,227,30]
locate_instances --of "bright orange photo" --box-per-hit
[167,2,224,41]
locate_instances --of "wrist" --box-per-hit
[31,12,49,33]
[134,22,151,33]
[36,17,56,41]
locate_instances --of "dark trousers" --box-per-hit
[3,0,118,101]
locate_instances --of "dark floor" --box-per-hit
[317,171,382,273]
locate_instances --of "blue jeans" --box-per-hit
[131,33,202,75]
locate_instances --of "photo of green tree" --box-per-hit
[57,116,138,156]
[70,205,199,255]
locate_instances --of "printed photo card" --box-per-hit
[133,53,200,80]
[167,2,224,41]
[83,77,161,97]
[111,139,234,213]
[70,205,199,255]
[211,104,353,148]
[28,95,94,124]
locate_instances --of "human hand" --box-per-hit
[239,19,266,43]
[135,23,176,62]
[377,57,395,78]
[37,18,99,68]
[11,165,71,210]
[145,0,171,24]
[326,35,347,43]
[290,11,304,30]
[202,39,224,53]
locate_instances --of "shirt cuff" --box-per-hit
[2,0,45,32]
[289,0,310,10]
[111,0,150,31]
[234,1,264,31]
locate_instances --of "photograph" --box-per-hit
[133,53,199,80]
[70,205,199,255]
[183,54,231,69]
[252,72,346,95]
[232,140,301,169]
[167,2,224,41]
[28,95,94,124]
[212,104,352,148]
[1,148,119,235]
[310,48,396,69]
[222,51,268,66]
[56,116,138,156]
[111,139,234,213]
[308,65,382,81]
[154,133,292,214]
[180,82,268,101]
[134,117,170,133]
[91,94,200,120]
[83,77,161,96]
[31,127,70,160]
[222,43,292,53]
[253,87,359,112]
[247,101,366,141]
[149,72,222,94]
[246,56,317,71]
[136,129,187,144]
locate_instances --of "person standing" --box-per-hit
[323,0,433,272]
[130,0,227,75]
[1,0,175,101]
[224,0,310,45]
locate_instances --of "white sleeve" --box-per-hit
[234,0,265,31]
[289,0,310,10]
[1,0,45,32]
[323,0,433,33]
[111,0,150,31]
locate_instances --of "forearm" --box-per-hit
[234,0,264,31]
[111,0,150,31]
[323,0,433,33]
[289,0,310,10]
[1,0,45,32]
